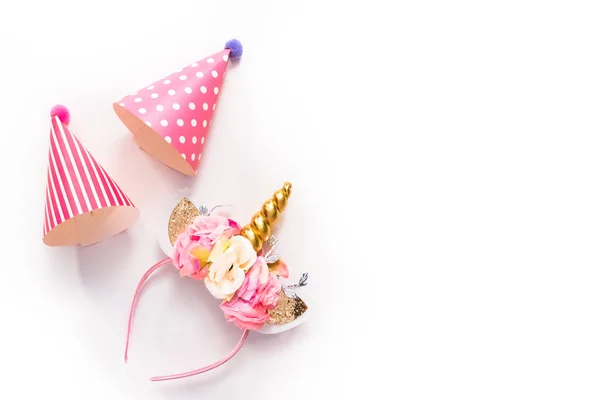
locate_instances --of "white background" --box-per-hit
[0,0,599,398]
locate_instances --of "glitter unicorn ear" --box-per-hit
[124,182,309,381]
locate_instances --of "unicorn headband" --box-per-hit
[124,182,309,381]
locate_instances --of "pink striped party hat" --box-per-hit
[43,105,139,246]
[113,39,243,176]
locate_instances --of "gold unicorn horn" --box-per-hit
[240,182,292,253]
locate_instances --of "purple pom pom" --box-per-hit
[50,104,70,125]
[224,39,243,58]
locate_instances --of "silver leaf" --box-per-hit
[282,286,297,298]
[199,204,209,215]
[298,272,308,286]
[209,204,233,215]
[265,254,281,264]
[267,235,279,247]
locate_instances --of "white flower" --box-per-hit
[204,235,257,300]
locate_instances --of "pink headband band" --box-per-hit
[124,182,309,381]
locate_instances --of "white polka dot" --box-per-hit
[184,87,192,94]
[191,63,198,67]
[189,102,196,110]
[181,153,186,160]
[145,121,152,127]
[198,153,202,160]
[192,136,197,144]
[196,71,204,78]
[212,70,218,78]
[201,136,205,144]
[134,97,142,103]
[200,86,207,93]
[213,104,216,111]
[163,79,171,84]
[147,85,154,90]
[139,108,147,114]
[177,119,184,127]
[179,135,185,143]
[165,136,172,143]
[214,87,219,94]
[191,119,197,127]
[202,103,208,110]
[151,93,159,99]
[207,57,214,63]
[156,104,164,112]
[179,75,187,80]
[202,120,207,128]
[131,91,138,96]
[119,102,125,106]
[168,89,176,96]
[223,54,229,62]
[172,103,180,110]
[191,153,196,161]
[160,119,168,127]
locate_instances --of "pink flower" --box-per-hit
[172,215,240,279]
[219,297,270,330]
[188,215,240,249]
[220,257,282,330]
[257,272,281,307]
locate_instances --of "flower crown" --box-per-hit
[124,182,309,381]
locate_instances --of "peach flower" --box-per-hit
[204,235,257,299]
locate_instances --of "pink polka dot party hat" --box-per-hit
[43,106,139,246]
[113,39,243,176]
